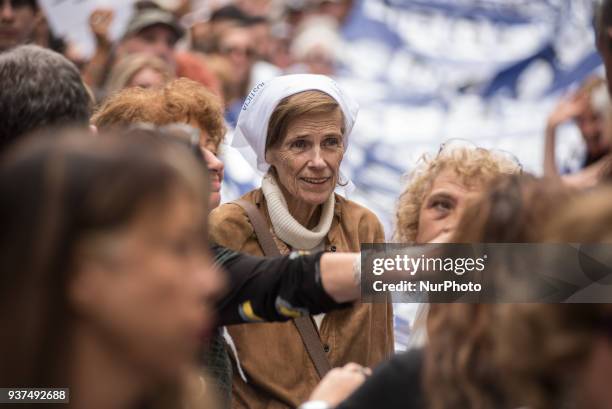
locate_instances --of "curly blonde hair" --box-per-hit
[394,146,520,243]
[92,78,226,152]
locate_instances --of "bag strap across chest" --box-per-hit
[232,198,332,379]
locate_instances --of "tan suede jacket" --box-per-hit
[209,188,394,409]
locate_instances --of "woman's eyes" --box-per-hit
[429,198,454,214]
[288,137,341,149]
[290,139,308,149]
[323,137,341,147]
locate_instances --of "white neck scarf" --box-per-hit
[261,173,335,250]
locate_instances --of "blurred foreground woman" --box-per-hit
[0,130,223,409]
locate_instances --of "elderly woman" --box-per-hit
[209,74,394,408]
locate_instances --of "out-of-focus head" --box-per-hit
[423,174,575,409]
[248,16,272,61]
[395,141,521,244]
[545,185,612,243]
[0,45,91,153]
[313,0,354,25]
[290,16,341,75]
[215,23,255,86]
[119,5,184,66]
[0,0,38,51]
[92,78,226,208]
[596,0,612,96]
[496,303,612,409]
[190,4,251,54]
[235,0,273,17]
[573,76,611,159]
[493,187,612,409]
[0,129,223,389]
[452,173,575,243]
[105,53,175,97]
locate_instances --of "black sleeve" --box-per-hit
[212,244,352,326]
[336,349,425,409]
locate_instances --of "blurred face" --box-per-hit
[120,25,178,66]
[416,169,483,244]
[576,105,610,158]
[72,191,224,380]
[250,22,271,60]
[127,67,167,89]
[218,26,255,84]
[265,109,344,206]
[0,0,37,51]
[303,47,335,76]
[598,36,612,97]
[188,120,225,210]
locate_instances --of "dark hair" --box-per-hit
[452,173,575,243]
[210,5,250,23]
[596,0,612,50]
[0,45,91,153]
[0,128,208,399]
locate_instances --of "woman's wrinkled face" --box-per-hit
[266,109,344,206]
[72,190,224,380]
[416,168,483,244]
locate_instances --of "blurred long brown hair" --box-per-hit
[0,128,209,408]
[424,174,575,409]
[494,185,612,409]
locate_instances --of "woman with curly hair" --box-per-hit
[395,140,520,244]
[394,141,520,350]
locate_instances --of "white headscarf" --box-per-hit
[231,74,359,195]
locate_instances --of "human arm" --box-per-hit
[81,9,114,89]
[544,95,586,178]
[212,245,358,325]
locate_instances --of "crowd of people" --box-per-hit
[1,1,612,409]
